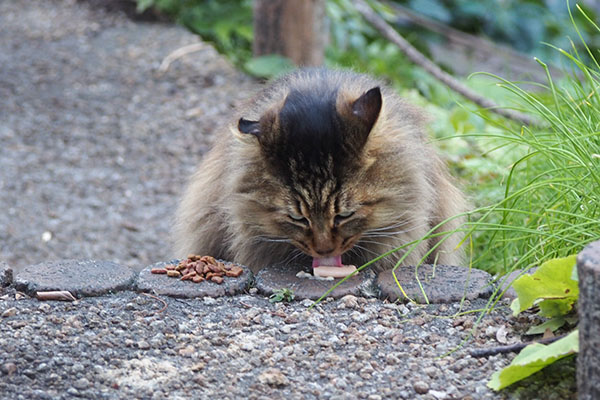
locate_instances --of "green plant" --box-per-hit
[461,4,600,275]
[488,255,579,390]
[269,288,295,303]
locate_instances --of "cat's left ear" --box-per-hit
[352,87,382,133]
[238,117,261,137]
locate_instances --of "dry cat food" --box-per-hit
[150,254,243,284]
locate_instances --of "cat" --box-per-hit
[173,68,466,273]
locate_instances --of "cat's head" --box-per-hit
[236,83,386,267]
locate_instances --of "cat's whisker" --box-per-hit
[362,222,430,238]
[351,244,381,257]
[248,234,293,244]
[364,224,405,233]
[364,220,411,233]
[356,239,396,247]
[281,249,305,267]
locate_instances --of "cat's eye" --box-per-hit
[288,213,309,225]
[337,210,354,218]
[334,211,355,226]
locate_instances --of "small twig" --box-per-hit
[352,0,537,126]
[156,42,205,76]
[36,291,77,301]
[142,293,168,314]
[470,333,567,357]
[239,300,253,309]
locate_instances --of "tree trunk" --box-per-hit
[253,0,326,66]
[577,240,600,400]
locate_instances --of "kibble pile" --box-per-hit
[151,255,244,284]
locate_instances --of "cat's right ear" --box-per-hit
[238,117,261,137]
[352,87,382,133]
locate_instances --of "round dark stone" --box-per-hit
[577,240,600,271]
[14,259,136,297]
[136,260,253,298]
[376,264,493,303]
[254,263,377,300]
[0,262,12,287]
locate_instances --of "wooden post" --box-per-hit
[577,240,600,400]
[253,0,326,66]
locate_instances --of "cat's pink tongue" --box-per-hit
[312,255,343,269]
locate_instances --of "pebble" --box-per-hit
[1,362,17,375]
[73,378,90,390]
[137,340,150,350]
[258,368,288,386]
[413,381,430,394]
[2,307,17,317]
[430,390,448,399]
[339,294,359,309]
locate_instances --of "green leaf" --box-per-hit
[525,316,566,335]
[511,255,578,317]
[269,288,294,303]
[136,0,155,12]
[244,55,295,79]
[571,263,578,282]
[488,330,578,390]
[510,298,521,315]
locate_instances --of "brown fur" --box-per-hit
[173,69,466,272]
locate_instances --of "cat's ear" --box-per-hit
[237,110,278,146]
[238,117,261,137]
[352,87,382,132]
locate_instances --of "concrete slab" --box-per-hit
[14,259,136,297]
[377,264,493,303]
[0,262,13,287]
[136,260,253,298]
[254,264,376,301]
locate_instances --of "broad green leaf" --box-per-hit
[244,55,295,79]
[488,330,578,390]
[511,255,578,317]
[525,317,566,335]
[510,298,521,315]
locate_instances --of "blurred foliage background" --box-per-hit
[136,0,600,275]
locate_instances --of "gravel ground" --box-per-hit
[0,1,576,399]
[0,0,256,271]
[0,290,577,400]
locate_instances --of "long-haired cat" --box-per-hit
[173,68,465,272]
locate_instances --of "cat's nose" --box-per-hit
[315,248,336,256]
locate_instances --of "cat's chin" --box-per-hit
[312,255,344,269]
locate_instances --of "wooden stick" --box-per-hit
[470,334,566,358]
[352,0,537,126]
[142,293,168,314]
[36,291,77,301]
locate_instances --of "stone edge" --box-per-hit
[0,261,13,287]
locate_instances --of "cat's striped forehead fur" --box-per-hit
[237,68,382,212]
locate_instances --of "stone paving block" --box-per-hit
[0,262,13,287]
[14,259,136,297]
[254,263,377,300]
[136,260,253,298]
[377,264,493,303]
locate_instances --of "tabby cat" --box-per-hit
[173,68,465,272]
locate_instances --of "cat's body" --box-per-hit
[173,69,465,272]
